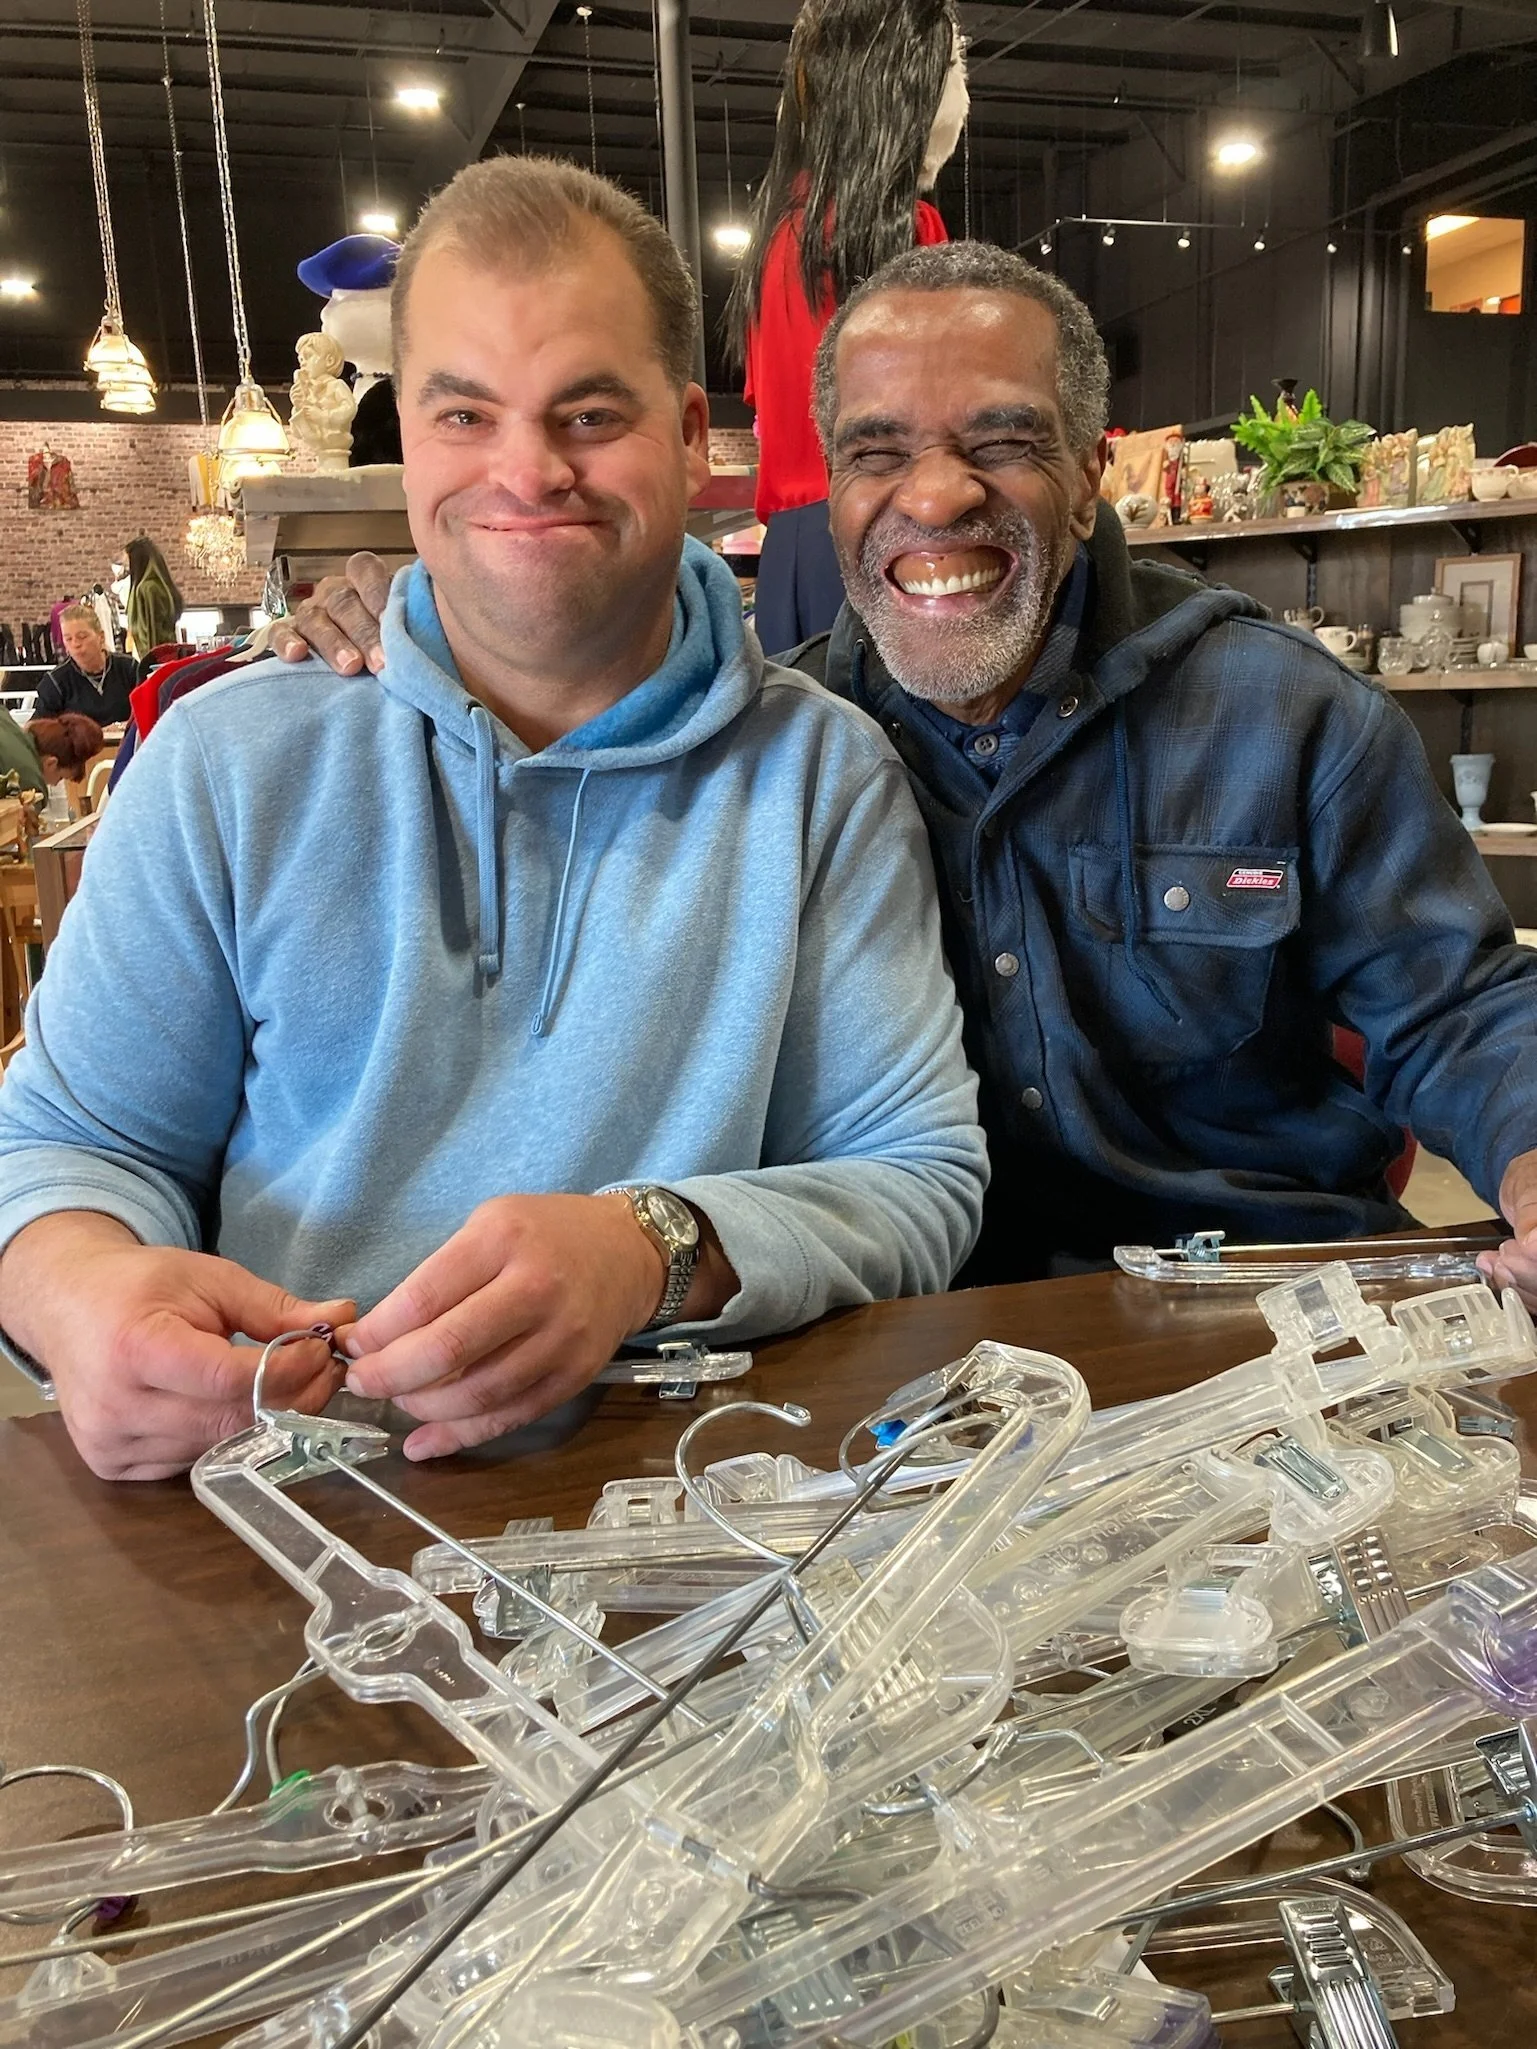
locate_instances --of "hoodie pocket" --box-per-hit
[1068,842,1301,1072]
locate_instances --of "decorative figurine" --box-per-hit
[295,233,402,467]
[289,331,357,473]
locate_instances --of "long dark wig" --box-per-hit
[125,534,185,616]
[726,0,958,363]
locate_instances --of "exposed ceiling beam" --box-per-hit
[967,0,1359,27]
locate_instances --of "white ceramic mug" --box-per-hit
[1478,639,1509,667]
[1316,626,1360,657]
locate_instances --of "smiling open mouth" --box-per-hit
[887,545,1014,598]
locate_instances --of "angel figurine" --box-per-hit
[289,331,356,474]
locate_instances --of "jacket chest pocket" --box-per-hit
[1068,842,1301,1072]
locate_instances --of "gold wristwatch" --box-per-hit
[613,1184,700,1328]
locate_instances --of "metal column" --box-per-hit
[655,0,708,386]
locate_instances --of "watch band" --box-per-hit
[648,1246,696,1329]
[609,1184,699,1330]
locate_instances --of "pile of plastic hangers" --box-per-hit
[6,1264,1537,2049]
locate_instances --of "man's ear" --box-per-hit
[682,382,712,498]
[1068,433,1107,543]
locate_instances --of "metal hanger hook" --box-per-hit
[673,1399,813,1565]
[250,1323,342,1428]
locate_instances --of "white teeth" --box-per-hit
[894,566,1005,597]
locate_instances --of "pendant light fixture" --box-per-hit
[202,0,289,495]
[159,2,243,582]
[78,0,157,413]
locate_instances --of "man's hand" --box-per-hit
[340,1192,736,1460]
[271,551,392,676]
[1475,1146,1537,1307]
[0,1213,354,1482]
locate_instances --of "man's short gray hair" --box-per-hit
[812,241,1111,457]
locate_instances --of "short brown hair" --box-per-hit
[58,604,104,638]
[392,155,698,389]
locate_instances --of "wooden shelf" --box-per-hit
[1123,495,1537,550]
[1471,833,1537,858]
[1385,668,1537,692]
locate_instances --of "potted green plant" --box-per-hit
[1231,388,1376,517]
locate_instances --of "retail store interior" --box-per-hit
[3,4,1537,2046]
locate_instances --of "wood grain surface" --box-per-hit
[2,1265,1534,2043]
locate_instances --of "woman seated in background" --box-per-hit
[29,714,104,795]
[0,702,45,798]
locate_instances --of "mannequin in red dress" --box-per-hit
[728,0,968,654]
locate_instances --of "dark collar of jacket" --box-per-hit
[784,499,1266,718]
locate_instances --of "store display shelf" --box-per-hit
[1385,668,1536,693]
[1124,496,1537,550]
[1470,833,1537,859]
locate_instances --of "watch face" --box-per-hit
[642,1186,698,1248]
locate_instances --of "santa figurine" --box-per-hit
[295,233,402,467]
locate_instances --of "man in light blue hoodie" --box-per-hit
[0,157,985,1481]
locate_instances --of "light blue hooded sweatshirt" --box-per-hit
[0,540,985,1339]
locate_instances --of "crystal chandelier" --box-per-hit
[203,0,288,496]
[78,0,156,413]
[184,508,246,583]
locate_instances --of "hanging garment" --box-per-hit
[126,559,179,661]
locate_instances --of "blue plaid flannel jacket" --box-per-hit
[790,507,1537,1279]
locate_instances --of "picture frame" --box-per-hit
[1435,552,1522,650]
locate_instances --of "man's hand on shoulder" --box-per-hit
[271,551,392,676]
[0,1213,354,1481]
[339,1192,736,1460]
[1476,1146,1537,1308]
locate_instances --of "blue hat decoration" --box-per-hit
[297,234,401,296]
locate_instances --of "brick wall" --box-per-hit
[0,420,267,633]
[708,426,758,466]
[0,418,760,638]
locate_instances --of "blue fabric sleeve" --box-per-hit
[0,709,248,1254]
[1303,685,1537,1206]
[669,756,987,1335]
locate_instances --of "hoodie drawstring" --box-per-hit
[531,767,593,1039]
[1112,703,1179,1023]
[468,705,502,979]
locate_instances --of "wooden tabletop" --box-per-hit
[2,1269,1534,2042]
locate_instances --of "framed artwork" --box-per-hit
[1436,552,1522,649]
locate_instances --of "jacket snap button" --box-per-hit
[1057,695,1079,719]
[1020,1085,1044,1112]
[994,952,1020,978]
[1163,884,1191,912]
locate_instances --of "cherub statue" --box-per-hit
[289,331,356,474]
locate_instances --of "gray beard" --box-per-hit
[844,510,1059,706]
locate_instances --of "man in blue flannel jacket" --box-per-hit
[793,239,1537,1293]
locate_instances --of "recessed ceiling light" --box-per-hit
[1214,137,1261,171]
[0,278,37,298]
[712,222,750,256]
[395,85,441,112]
[358,211,399,236]
[1425,214,1478,241]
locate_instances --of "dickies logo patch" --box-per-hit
[1225,866,1286,891]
